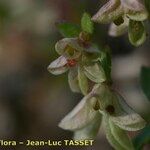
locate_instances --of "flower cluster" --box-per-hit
[92,0,148,46]
[47,11,147,150]
[48,39,146,148]
[59,84,146,149]
[48,36,106,95]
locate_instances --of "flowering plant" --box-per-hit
[47,1,150,149]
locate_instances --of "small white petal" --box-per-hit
[121,0,145,11]
[122,0,148,21]
[73,113,102,140]
[110,92,146,131]
[55,38,83,55]
[92,0,124,23]
[58,94,98,131]
[109,17,129,37]
[47,56,68,75]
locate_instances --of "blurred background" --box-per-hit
[0,0,149,149]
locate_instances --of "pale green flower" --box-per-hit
[59,84,146,149]
[108,17,146,46]
[108,16,129,37]
[92,0,148,46]
[92,0,148,23]
[48,38,106,95]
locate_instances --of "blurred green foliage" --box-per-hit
[133,126,150,150]
[133,67,150,149]
[145,0,150,16]
[140,67,150,101]
[0,2,10,20]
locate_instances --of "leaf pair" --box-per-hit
[57,12,94,38]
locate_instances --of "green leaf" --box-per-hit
[133,126,150,150]
[81,13,94,34]
[140,66,150,101]
[99,47,112,83]
[78,66,89,95]
[128,20,146,47]
[57,22,81,37]
[144,0,150,16]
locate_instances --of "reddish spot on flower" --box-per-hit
[67,59,77,67]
